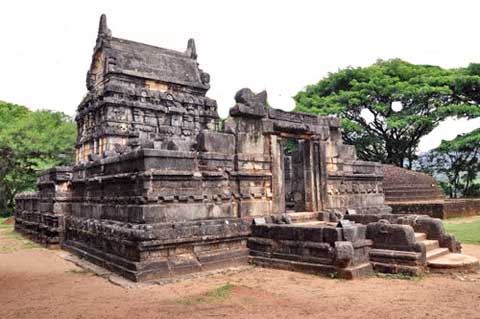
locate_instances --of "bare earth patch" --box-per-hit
[1,225,480,319]
[1,217,15,225]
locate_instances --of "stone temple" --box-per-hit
[14,15,478,281]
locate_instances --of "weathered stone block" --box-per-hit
[196,130,235,154]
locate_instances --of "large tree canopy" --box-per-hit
[294,59,480,167]
[0,101,76,215]
[420,128,480,198]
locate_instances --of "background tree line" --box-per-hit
[0,101,76,216]
[419,129,480,198]
[295,59,480,198]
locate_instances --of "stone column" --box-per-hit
[271,135,285,214]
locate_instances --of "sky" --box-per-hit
[1,0,479,152]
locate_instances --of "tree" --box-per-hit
[0,102,76,216]
[294,59,480,168]
[420,129,480,198]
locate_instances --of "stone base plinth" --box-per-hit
[63,217,250,282]
[247,223,373,279]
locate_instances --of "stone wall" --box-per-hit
[444,199,480,218]
[15,167,72,247]
[389,199,480,219]
[225,90,390,216]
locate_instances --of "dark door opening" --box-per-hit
[283,138,307,212]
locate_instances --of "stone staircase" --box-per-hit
[415,232,479,273]
[249,211,374,279]
[285,212,479,274]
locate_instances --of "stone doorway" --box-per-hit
[271,135,323,215]
[284,138,306,212]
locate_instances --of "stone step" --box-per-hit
[294,221,330,227]
[414,233,427,241]
[426,248,450,260]
[421,239,439,251]
[428,253,480,273]
[286,211,323,223]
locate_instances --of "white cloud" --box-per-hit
[418,117,480,152]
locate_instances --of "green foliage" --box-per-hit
[328,271,339,279]
[294,59,480,167]
[205,282,234,299]
[0,101,76,215]
[444,217,480,244]
[219,118,226,130]
[375,272,423,281]
[420,129,480,198]
[283,139,299,155]
[176,283,234,305]
[438,181,454,198]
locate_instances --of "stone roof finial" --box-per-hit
[98,14,112,38]
[186,38,197,60]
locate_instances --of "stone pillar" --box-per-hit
[271,135,285,214]
[303,140,315,211]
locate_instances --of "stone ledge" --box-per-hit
[249,256,372,279]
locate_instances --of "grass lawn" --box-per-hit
[444,217,480,244]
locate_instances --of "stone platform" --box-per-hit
[428,253,480,273]
[62,217,250,282]
[248,221,373,279]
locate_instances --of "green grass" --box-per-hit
[328,272,339,279]
[444,217,480,244]
[375,272,424,281]
[0,225,41,251]
[176,283,235,305]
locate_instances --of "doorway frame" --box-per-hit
[271,132,326,214]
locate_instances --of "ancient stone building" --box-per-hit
[15,15,478,281]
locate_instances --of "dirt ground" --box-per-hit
[1,225,480,319]
[1,217,15,225]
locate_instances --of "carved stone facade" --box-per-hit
[15,15,476,281]
[77,16,214,163]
